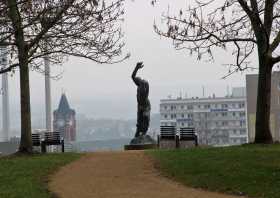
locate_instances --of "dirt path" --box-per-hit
[49,151,245,198]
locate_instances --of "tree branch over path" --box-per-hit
[154,0,280,143]
[0,0,128,153]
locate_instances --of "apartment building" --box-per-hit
[160,88,248,146]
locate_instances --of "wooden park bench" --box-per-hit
[179,127,198,147]
[158,126,179,148]
[32,133,41,147]
[41,132,64,153]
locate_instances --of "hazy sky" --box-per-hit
[2,0,257,127]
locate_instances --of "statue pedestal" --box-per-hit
[124,135,157,150]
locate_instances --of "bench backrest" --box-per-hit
[180,127,196,140]
[32,133,41,146]
[180,127,195,134]
[43,132,62,145]
[160,126,176,139]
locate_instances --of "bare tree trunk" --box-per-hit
[7,0,33,153]
[255,54,273,143]
[18,55,33,153]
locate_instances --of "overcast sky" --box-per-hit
[2,0,257,127]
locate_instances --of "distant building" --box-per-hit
[160,88,248,146]
[53,93,76,142]
[246,72,280,142]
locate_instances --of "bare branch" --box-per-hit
[0,63,19,74]
[0,0,128,75]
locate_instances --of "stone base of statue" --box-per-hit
[124,135,157,150]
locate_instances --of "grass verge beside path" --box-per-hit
[148,144,280,198]
[0,153,81,198]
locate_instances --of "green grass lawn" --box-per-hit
[0,153,81,198]
[148,144,280,198]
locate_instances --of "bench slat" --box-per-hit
[32,134,41,146]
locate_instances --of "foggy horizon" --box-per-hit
[1,0,256,128]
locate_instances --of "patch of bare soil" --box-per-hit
[49,151,245,198]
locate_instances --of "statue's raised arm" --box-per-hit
[131,62,144,86]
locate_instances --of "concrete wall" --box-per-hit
[246,72,280,142]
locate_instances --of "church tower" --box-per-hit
[53,93,76,142]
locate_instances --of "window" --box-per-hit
[240,129,246,134]
[164,106,168,110]
[181,105,184,109]
[181,123,185,126]
[204,104,210,109]
[238,103,245,108]
[232,112,236,117]
[239,112,245,117]
[181,114,184,118]
[222,121,228,126]
[187,105,193,110]
[164,114,168,119]
[221,104,227,108]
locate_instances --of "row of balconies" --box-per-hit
[160,111,247,118]
[162,115,246,120]
[161,117,247,124]
[160,108,246,113]
[160,103,246,111]
[193,116,246,121]
[160,123,247,130]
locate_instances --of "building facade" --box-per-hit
[160,88,248,146]
[246,72,280,142]
[53,93,76,142]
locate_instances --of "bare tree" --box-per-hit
[0,0,128,153]
[153,0,280,144]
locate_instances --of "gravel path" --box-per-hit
[49,151,245,198]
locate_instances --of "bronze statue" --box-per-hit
[132,62,151,138]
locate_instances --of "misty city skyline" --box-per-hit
[1,0,257,129]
